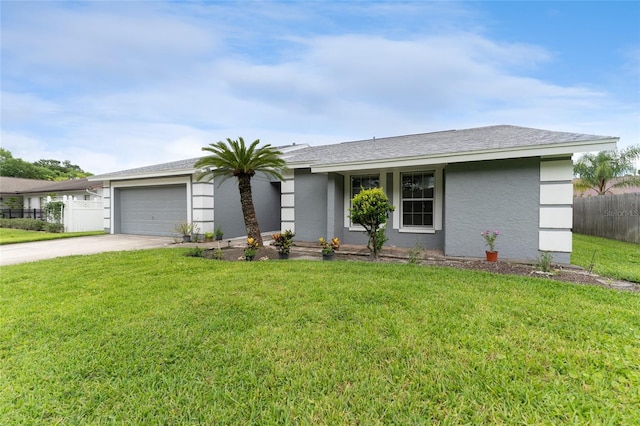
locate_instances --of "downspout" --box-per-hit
[86,188,102,199]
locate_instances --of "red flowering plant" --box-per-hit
[481,230,500,252]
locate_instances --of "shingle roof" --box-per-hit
[0,177,101,194]
[90,126,616,179]
[24,178,102,193]
[0,177,53,194]
[91,157,201,180]
[286,125,615,166]
[90,144,306,180]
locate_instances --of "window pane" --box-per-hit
[352,177,361,190]
[364,176,379,189]
[424,175,434,198]
[423,213,433,226]
[402,176,413,198]
[352,175,379,196]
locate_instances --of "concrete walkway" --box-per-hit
[0,234,174,266]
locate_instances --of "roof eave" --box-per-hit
[308,138,618,173]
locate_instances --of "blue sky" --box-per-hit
[2,1,638,174]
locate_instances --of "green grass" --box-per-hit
[572,233,640,283]
[0,228,104,244]
[2,249,639,424]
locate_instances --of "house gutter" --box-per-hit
[89,168,197,182]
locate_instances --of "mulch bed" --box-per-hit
[196,244,638,292]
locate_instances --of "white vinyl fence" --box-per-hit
[61,198,104,232]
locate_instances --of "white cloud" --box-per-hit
[1,1,637,176]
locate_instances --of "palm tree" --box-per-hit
[574,145,640,195]
[194,137,286,246]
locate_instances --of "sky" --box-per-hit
[1,1,639,175]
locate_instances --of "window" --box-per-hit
[401,172,434,227]
[351,175,379,198]
[348,174,380,227]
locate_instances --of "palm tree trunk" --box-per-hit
[238,174,263,246]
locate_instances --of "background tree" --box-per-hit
[0,149,54,180]
[348,187,395,260]
[194,137,286,246]
[0,149,92,180]
[33,159,92,180]
[574,145,640,195]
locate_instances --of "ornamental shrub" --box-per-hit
[348,187,395,260]
[44,222,65,233]
[0,218,47,231]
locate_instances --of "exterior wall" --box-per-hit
[328,172,344,240]
[192,180,214,235]
[103,181,111,233]
[213,172,281,239]
[289,168,446,250]
[280,171,295,233]
[293,169,328,241]
[539,158,573,263]
[341,169,445,251]
[445,158,540,261]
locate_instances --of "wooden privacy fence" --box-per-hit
[573,193,639,243]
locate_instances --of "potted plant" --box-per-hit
[215,226,224,241]
[272,229,295,259]
[481,230,500,262]
[174,221,197,243]
[204,232,214,242]
[244,237,259,261]
[319,236,340,260]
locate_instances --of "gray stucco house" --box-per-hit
[91,125,618,263]
[89,157,284,241]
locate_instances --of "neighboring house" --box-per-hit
[573,177,640,197]
[21,178,103,209]
[1,177,51,210]
[0,177,102,210]
[1,177,103,230]
[91,125,618,263]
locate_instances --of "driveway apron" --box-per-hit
[0,234,174,266]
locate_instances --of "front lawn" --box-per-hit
[0,228,104,244]
[1,250,638,424]
[572,233,640,283]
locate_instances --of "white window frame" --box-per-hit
[344,172,383,230]
[393,168,443,233]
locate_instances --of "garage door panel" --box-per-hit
[118,185,187,236]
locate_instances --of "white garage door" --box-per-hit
[118,185,187,236]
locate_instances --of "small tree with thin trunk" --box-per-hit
[194,137,286,246]
[348,187,395,260]
[574,145,640,195]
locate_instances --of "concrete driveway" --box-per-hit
[0,234,175,266]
